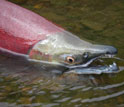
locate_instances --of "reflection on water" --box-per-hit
[0,0,124,106]
[0,55,124,106]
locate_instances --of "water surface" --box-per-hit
[0,0,124,106]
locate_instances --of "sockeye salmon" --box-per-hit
[0,0,120,74]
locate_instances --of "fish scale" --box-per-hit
[0,0,119,74]
[0,0,63,54]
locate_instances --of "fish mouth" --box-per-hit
[66,53,119,74]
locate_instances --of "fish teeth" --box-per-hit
[109,64,113,68]
[107,54,113,58]
[108,62,117,68]
[113,62,116,65]
[109,55,112,58]
[113,62,117,66]
[102,54,115,58]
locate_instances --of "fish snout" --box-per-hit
[91,45,117,55]
[79,45,118,66]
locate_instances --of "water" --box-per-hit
[0,0,124,106]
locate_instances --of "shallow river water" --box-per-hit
[0,0,124,107]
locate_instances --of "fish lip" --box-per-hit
[66,62,119,74]
[65,53,117,69]
[65,53,119,74]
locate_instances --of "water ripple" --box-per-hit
[70,98,82,103]
[94,82,124,90]
[82,87,92,92]
[69,86,85,91]
[55,97,71,103]
[81,90,124,103]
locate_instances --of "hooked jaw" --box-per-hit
[90,45,117,55]
[84,44,118,61]
[67,45,118,74]
[77,45,117,66]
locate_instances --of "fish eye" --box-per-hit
[66,56,75,63]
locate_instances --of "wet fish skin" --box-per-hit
[0,0,118,73]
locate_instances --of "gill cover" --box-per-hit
[29,31,92,65]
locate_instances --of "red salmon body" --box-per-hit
[0,0,64,54]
